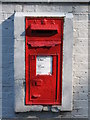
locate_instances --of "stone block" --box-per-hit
[72,5,88,13]
[73,76,88,86]
[51,107,59,112]
[2,45,14,53]
[73,13,88,21]
[2,86,13,92]
[73,21,88,29]
[78,28,88,38]
[73,86,88,93]
[73,62,88,71]
[2,4,22,13]
[14,4,23,12]
[73,71,88,78]
[73,28,88,39]
[73,38,88,47]
[2,28,14,37]
[43,106,51,111]
[2,107,15,118]
[76,108,88,116]
[2,37,14,46]
[73,92,88,100]
[2,4,15,13]
[73,100,88,109]
[23,4,36,12]
[2,97,14,108]
[36,4,57,12]
[36,3,72,13]
[2,13,14,21]
[73,54,88,63]
[73,46,88,55]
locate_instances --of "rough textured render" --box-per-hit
[14,12,73,112]
[1,2,88,118]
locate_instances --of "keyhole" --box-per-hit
[35,82,37,86]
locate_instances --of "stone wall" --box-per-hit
[1,2,88,119]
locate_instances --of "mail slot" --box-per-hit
[25,17,64,105]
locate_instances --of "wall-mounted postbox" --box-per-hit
[25,17,64,105]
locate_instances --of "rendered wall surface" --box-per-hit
[1,2,88,119]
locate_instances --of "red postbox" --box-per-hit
[25,17,64,105]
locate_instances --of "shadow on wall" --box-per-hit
[2,13,71,119]
[2,13,15,118]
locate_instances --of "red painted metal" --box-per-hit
[25,17,64,105]
[30,23,59,31]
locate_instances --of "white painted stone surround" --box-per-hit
[14,12,73,112]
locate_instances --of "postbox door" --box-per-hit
[29,55,56,104]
